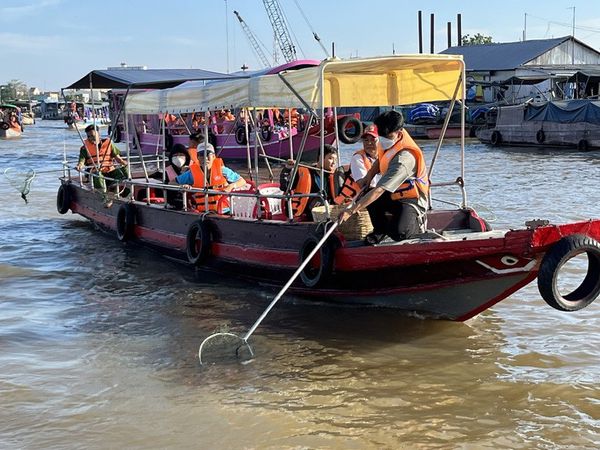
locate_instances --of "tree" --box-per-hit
[461,33,493,46]
[1,79,29,101]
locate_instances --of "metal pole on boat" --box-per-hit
[244,108,253,181]
[288,108,293,159]
[253,107,261,217]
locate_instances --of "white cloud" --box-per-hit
[0,32,64,52]
[0,0,62,21]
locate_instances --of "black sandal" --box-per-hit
[364,232,385,245]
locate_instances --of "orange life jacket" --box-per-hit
[189,158,228,212]
[9,119,22,132]
[284,108,298,128]
[377,131,429,201]
[83,138,114,173]
[188,146,199,165]
[289,166,312,217]
[333,164,360,205]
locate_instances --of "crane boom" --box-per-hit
[233,10,271,68]
[262,0,297,63]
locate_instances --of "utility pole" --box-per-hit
[568,6,575,64]
[523,13,527,41]
[225,0,230,73]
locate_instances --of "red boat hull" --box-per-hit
[63,182,600,321]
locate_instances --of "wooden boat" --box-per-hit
[0,104,23,138]
[476,100,600,150]
[57,55,600,321]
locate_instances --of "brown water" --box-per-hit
[1,122,599,449]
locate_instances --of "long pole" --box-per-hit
[571,6,576,64]
[523,13,527,41]
[225,0,230,73]
[241,221,339,343]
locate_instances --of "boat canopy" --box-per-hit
[525,99,600,124]
[125,55,465,114]
[64,68,237,90]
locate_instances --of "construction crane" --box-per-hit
[262,0,297,63]
[233,10,271,68]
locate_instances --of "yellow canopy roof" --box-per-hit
[125,55,464,114]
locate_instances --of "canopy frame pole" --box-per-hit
[109,86,130,143]
[203,111,210,213]
[275,72,324,219]
[244,108,253,182]
[247,113,274,182]
[426,72,464,209]
[252,107,261,218]
[288,108,294,159]
[60,88,103,192]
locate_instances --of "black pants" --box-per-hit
[367,192,422,241]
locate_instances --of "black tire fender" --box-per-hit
[113,126,122,143]
[536,129,545,144]
[186,220,211,266]
[537,234,600,311]
[164,132,174,151]
[1,121,10,130]
[260,125,272,142]
[337,116,363,144]
[490,130,502,146]
[56,184,71,214]
[299,233,337,287]
[116,203,136,242]
[235,125,248,145]
[577,139,589,152]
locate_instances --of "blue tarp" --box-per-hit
[525,100,600,124]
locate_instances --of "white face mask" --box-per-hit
[378,136,396,150]
[172,155,186,168]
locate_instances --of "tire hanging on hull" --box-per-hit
[537,234,600,311]
[186,220,211,266]
[299,234,336,287]
[116,203,136,241]
[56,184,71,214]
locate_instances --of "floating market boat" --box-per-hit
[0,104,23,138]
[476,100,600,150]
[57,55,600,321]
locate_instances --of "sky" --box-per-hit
[2,0,600,91]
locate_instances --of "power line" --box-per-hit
[527,13,600,35]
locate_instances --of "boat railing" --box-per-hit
[67,162,325,221]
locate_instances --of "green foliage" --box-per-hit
[461,33,493,46]
[0,79,29,102]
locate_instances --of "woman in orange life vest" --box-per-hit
[339,110,429,244]
[172,143,246,213]
[162,144,191,210]
[281,145,352,219]
[76,124,128,192]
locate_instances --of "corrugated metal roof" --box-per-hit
[64,68,237,90]
[440,37,570,71]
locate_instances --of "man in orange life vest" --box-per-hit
[339,110,429,244]
[172,143,246,212]
[76,124,128,191]
[350,124,381,187]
